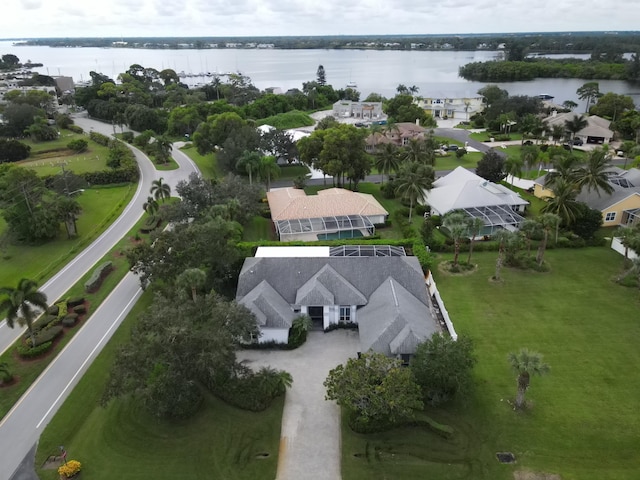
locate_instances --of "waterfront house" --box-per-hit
[364,122,428,153]
[415,93,484,121]
[542,112,614,144]
[332,100,383,119]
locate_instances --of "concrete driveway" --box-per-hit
[240,330,360,480]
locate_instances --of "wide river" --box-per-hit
[1,41,639,111]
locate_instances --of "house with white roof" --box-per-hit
[236,247,443,359]
[423,167,529,234]
[267,187,388,241]
[542,112,614,144]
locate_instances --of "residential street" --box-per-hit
[1,116,199,480]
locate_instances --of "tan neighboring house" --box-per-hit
[365,122,427,153]
[267,187,388,241]
[415,93,484,120]
[533,167,640,227]
[542,112,614,144]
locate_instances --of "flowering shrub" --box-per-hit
[58,460,82,478]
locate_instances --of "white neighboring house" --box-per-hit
[415,93,484,121]
[236,247,443,359]
[423,167,529,235]
[332,100,383,119]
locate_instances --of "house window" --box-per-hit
[605,212,616,222]
[339,306,351,323]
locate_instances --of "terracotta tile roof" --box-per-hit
[267,187,388,221]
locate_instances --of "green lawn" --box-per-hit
[343,247,640,480]
[19,132,111,176]
[36,290,284,480]
[180,143,218,179]
[0,208,156,419]
[279,164,310,180]
[243,216,277,241]
[0,185,134,288]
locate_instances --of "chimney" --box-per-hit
[552,110,557,117]
[416,118,420,126]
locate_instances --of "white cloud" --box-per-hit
[0,0,639,37]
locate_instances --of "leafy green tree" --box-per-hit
[476,149,506,183]
[569,203,603,240]
[508,349,550,409]
[24,116,58,142]
[67,139,88,153]
[316,65,326,86]
[153,135,173,165]
[576,82,602,113]
[518,219,541,254]
[562,100,578,111]
[0,278,48,347]
[477,85,508,108]
[315,116,339,131]
[324,352,423,428]
[443,211,468,266]
[103,291,258,418]
[410,334,476,406]
[394,161,434,220]
[589,92,634,120]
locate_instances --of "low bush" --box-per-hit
[67,296,85,308]
[72,305,87,315]
[67,138,88,153]
[47,305,59,316]
[66,125,84,134]
[89,131,111,146]
[58,460,82,478]
[120,131,134,143]
[62,315,78,327]
[324,322,358,333]
[31,314,57,332]
[84,261,113,293]
[31,325,63,346]
[347,409,403,434]
[16,340,53,359]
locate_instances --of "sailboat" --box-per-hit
[346,70,357,89]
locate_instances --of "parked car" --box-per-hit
[572,138,583,146]
[447,145,459,151]
[523,140,534,146]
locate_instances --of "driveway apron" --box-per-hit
[240,330,359,480]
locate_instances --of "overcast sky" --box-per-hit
[1,0,639,38]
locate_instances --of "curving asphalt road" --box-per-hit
[1,116,199,480]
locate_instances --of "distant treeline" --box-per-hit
[15,32,640,52]
[459,57,640,82]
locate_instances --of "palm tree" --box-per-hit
[394,161,434,221]
[409,85,420,95]
[0,278,48,348]
[236,151,261,185]
[541,177,581,241]
[154,135,173,165]
[466,216,485,264]
[504,157,523,185]
[573,148,614,196]
[374,143,400,185]
[549,124,565,145]
[576,82,601,113]
[403,138,435,166]
[257,366,293,396]
[520,145,539,178]
[564,115,588,152]
[176,268,207,301]
[54,195,81,239]
[150,177,171,203]
[443,211,468,266]
[535,213,560,266]
[492,229,514,281]
[258,155,281,192]
[508,349,550,409]
[143,195,159,218]
[0,361,13,385]
[545,155,579,189]
[518,219,541,255]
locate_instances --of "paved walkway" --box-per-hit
[239,330,360,480]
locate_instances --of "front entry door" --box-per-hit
[307,306,324,331]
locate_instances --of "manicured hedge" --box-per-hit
[84,261,113,293]
[72,305,87,315]
[67,296,85,308]
[16,340,53,359]
[62,314,78,327]
[30,325,64,347]
[89,131,111,146]
[67,125,84,134]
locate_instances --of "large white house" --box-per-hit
[415,93,484,121]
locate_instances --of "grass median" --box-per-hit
[0,209,152,420]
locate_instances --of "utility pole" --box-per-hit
[59,162,70,196]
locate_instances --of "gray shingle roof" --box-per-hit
[294,264,368,306]
[237,280,296,328]
[358,278,438,356]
